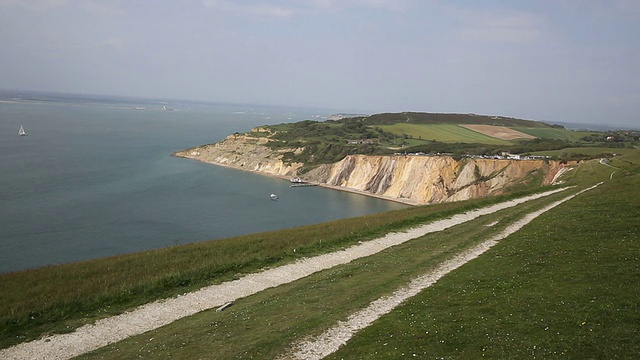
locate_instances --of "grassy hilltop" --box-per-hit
[250,112,639,170]
[1,113,639,358]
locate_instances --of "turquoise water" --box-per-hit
[0,93,407,273]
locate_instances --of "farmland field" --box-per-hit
[514,127,596,141]
[377,123,512,145]
[461,124,536,140]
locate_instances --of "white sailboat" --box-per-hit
[18,124,27,136]
[270,193,279,200]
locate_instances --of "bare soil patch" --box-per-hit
[462,124,536,140]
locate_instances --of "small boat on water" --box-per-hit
[270,193,279,200]
[18,124,27,136]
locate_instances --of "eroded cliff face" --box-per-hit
[175,131,565,205]
[174,131,304,177]
[304,155,563,204]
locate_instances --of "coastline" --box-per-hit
[172,152,419,206]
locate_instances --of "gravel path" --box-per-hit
[1,187,574,360]
[282,183,601,360]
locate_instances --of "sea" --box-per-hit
[0,91,407,274]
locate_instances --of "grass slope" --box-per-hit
[513,127,596,142]
[78,187,583,359]
[0,190,540,349]
[330,175,640,359]
[531,147,638,157]
[362,112,549,128]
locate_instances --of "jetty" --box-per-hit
[290,183,317,188]
[290,177,316,187]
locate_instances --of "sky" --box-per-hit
[1,0,639,127]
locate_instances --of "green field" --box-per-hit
[378,123,512,145]
[531,147,636,157]
[329,175,640,359]
[514,127,596,141]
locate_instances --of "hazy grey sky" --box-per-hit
[1,0,639,127]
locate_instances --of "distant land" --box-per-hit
[324,112,638,132]
[2,89,638,131]
[548,120,640,131]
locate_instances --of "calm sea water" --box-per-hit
[0,93,406,273]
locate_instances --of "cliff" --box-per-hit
[304,155,563,204]
[175,130,304,177]
[175,131,566,205]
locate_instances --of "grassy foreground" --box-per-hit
[0,186,559,349]
[78,188,579,359]
[329,173,640,359]
[2,153,639,358]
